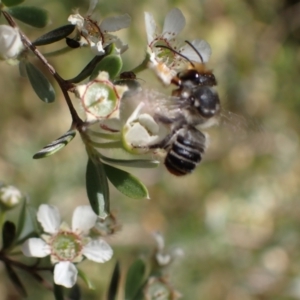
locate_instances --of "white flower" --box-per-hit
[75,71,128,122]
[0,25,24,61]
[144,8,212,84]
[122,101,166,154]
[22,204,113,288]
[0,185,22,208]
[68,10,131,55]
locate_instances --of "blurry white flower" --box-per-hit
[68,10,131,55]
[143,233,183,299]
[0,25,24,61]
[153,232,184,267]
[144,8,212,84]
[144,276,182,300]
[0,185,22,209]
[22,204,113,288]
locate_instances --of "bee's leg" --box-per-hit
[153,113,185,125]
[153,113,174,125]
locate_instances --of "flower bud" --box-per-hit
[0,25,24,61]
[0,185,22,209]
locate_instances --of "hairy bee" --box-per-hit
[148,41,220,176]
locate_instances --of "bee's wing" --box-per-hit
[129,88,185,119]
[220,109,264,131]
[219,109,266,141]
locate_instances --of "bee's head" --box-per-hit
[189,86,220,118]
[177,69,217,87]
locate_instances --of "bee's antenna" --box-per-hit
[155,45,195,67]
[184,40,204,63]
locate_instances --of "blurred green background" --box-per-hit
[1,0,300,299]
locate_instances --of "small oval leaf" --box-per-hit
[2,221,16,250]
[6,6,49,28]
[108,262,120,300]
[104,164,149,199]
[33,130,76,159]
[53,284,64,300]
[25,62,55,103]
[67,55,104,84]
[66,44,113,83]
[86,157,110,217]
[90,55,123,81]
[125,259,146,300]
[5,263,27,297]
[100,155,159,169]
[33,24,76,46]
[15,203,39,245]
[2,0,25,7]
[68,284,81,300]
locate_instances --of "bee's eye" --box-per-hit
[191,87,220,118]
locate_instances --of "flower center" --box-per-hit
[83,17,104,44]
[51,231,82,261]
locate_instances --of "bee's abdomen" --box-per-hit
[165,127,206,176]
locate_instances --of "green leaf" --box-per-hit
[25,61,55,103]
[78,268,95,290]
[68,284,81,300]
[53,284,64,300]
[100,154,159,169]
[104,164,149,199]
[86,157,109,218]
[33,24,76,46]
[5,263,27,297]
[108,262,120,300]
[2,221,16,250]
[67,55,104,84]
[125,259,146,300]
[15,201,39,245]
[6,6,49,28]
[67,44,113,84]
[33,130,76,159]
[90,55,123,81]
[2,0,25,7]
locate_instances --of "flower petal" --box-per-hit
[91,41,105,55]
[180,39,212,63]
[156,253,171,266]
[83,239,113,263]
[21,238,51,257]
[87,0,98,15]
[100,14,131,32]
[68,13,85,29]
[153,232,165,251]
[144,12,157,45]
[162,8,185,40]
[37,204,61,234]
[72,205,97,234]
[54,261,78,288]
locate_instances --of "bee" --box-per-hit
[147,41,221,176]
